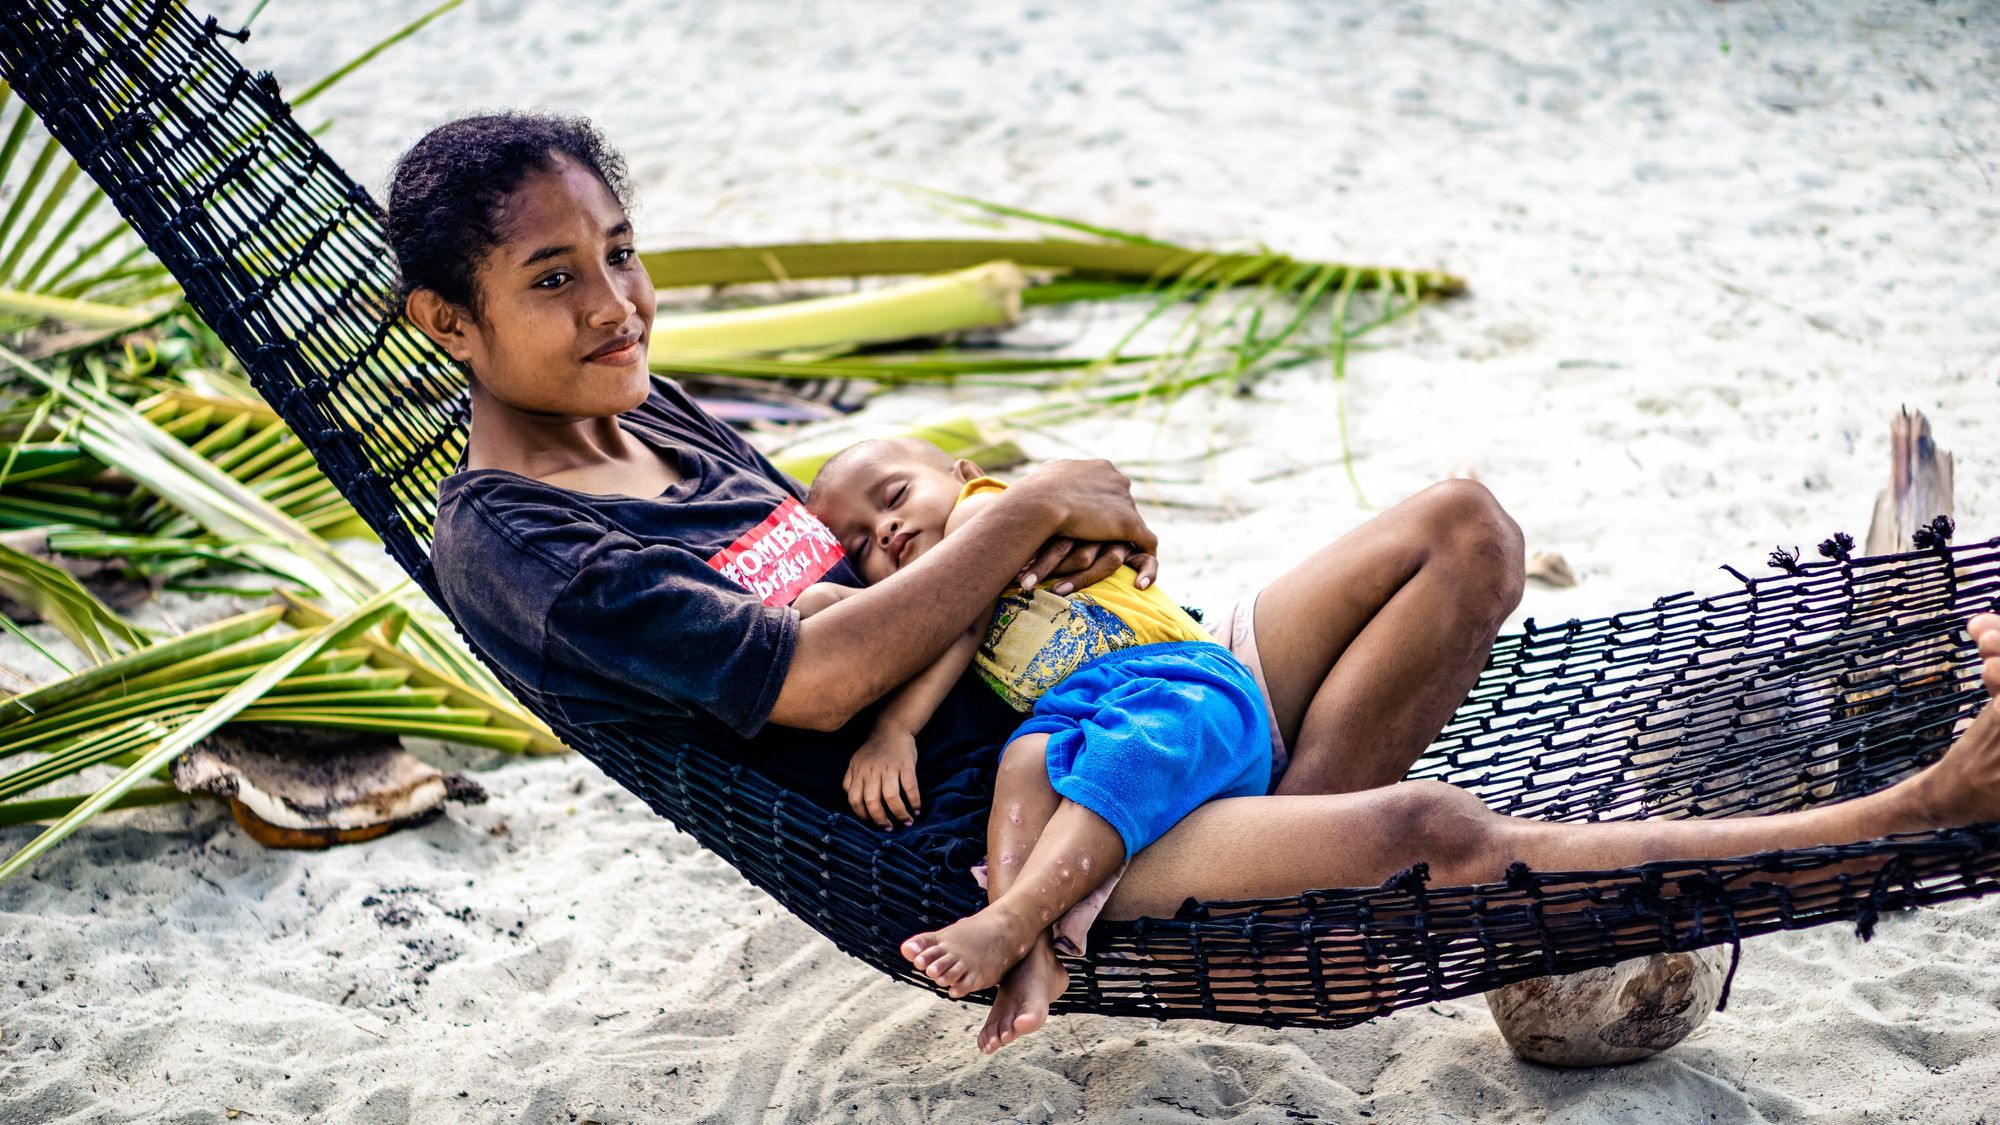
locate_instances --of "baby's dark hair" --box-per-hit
[803,441,881,511]
[385,112,631,317]
[803,438,954,511]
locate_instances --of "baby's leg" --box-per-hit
[903,734,1123,1010]
[972,735,1070,1053]
[982,735,1063,902]
[978,934,1067,1054]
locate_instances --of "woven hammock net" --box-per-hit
[5,0,1998,1030]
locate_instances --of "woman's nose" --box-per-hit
[583,273,637,328]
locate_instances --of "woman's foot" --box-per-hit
[901,901,1042,999]
[1899,614,2000,828]
[977,940,1070,1053]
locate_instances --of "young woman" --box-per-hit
[390,112,2000,1053]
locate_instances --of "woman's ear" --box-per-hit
[405,288,475,363]
[953,458,983,482]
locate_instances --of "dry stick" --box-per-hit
[1327,267,1367,509]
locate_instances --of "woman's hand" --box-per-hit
[1005,459,1159,592]
[1016,539,1160,595]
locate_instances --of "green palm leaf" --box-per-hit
[0,0,469,342]
[642,237,1462,297]
[0,539,148,664]
[0,586,405,882]
[0,343,555,748]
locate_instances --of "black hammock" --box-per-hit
[4,0,1998,1031]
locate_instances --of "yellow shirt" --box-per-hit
[959,477,1210,711]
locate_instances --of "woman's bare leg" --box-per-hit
[1253,479,1524,796]
[902,734,1123,1015]
[1106,614,2000,918]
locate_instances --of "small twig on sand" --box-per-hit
[1710,276,1869,344]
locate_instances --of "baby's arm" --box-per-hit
[871,621,983,737]
[847,619,981,829]
[845,489,1003,828]
[795,582,856,619]
[867,487,1003,744]
[943,487,1001,538]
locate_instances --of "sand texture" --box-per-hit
[3,1,1997,1121]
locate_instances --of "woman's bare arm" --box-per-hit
[859,486,1007,736]
[768,459,1154,731]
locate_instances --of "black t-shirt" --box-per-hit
[431,378,1016,816]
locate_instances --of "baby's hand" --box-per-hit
[845,729,922,830]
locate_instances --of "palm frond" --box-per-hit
[0,785,189,828]
[0,343,552,745]
[0,1,469,344]
[291,0,468,110]
[0,575,565,883]
[642,237,1462,297]
[0,586,405,883]
[650,260,1026,360]
[0,83,169,326]
[0,539,148,663]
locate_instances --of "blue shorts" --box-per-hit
[1010,640,1273,859]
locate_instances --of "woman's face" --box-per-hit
[426,156,656,418]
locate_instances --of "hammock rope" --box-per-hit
[5,0,1997,1029]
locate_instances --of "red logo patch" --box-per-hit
[706,496,845,606]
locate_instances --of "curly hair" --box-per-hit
[385,112,631,318]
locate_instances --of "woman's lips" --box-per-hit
[586,338,641,364]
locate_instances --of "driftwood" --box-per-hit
[172,725,485,849]
[1524,550,1577,588]
[1864,407,1954,556]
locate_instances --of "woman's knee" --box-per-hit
[1414,479,1525,613]
[1384,779,1499,874]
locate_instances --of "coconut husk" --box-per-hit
[171,725,485,849]
[1485,947,1730,1067]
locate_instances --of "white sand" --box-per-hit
[4,2,1999,1121]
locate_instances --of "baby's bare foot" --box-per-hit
[978,940,1069,1054]
[899,903,1041,999]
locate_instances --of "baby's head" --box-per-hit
[805,438,980,585]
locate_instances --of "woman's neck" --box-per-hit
[463,380,678,495]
